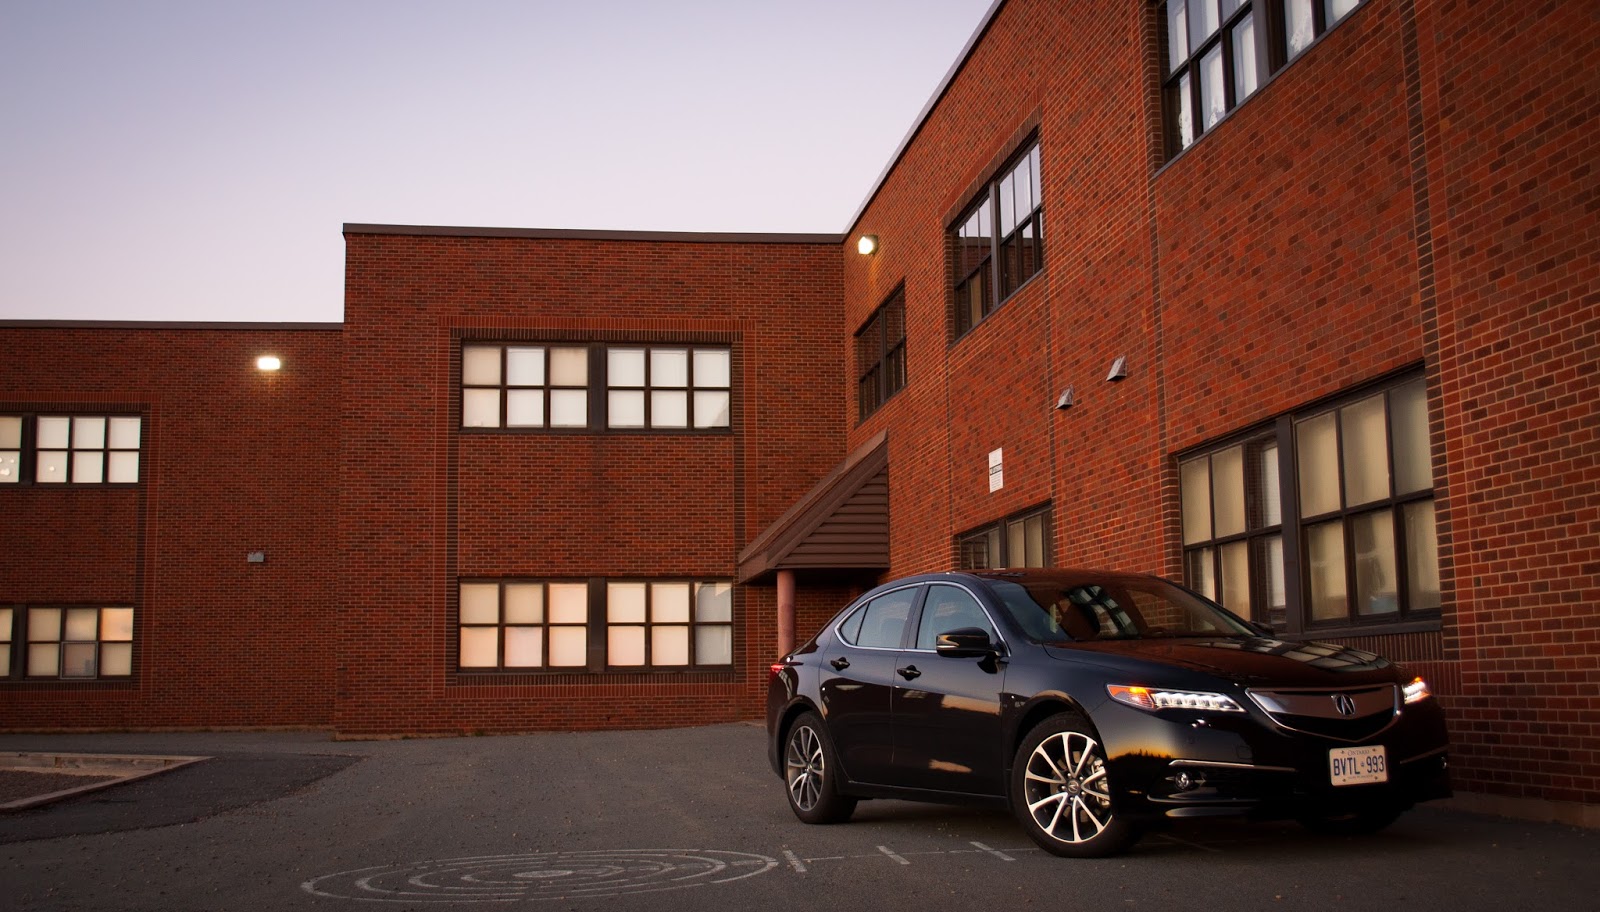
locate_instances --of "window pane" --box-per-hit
[459,627,498,667]
[694,349,730,388]
[0,416,19,448]
[1189,0,1219,47]
[651,349,689,387]
[0,607,10,642]
[1014,151,1034,218]
[1286,0,1314,57]
[107,452,139,484]
[1174,72,1194,150]
[108,417,141,450]
[609,390,645,428]
[1220,541,1251,618]
[652,583,691,623]
[101,642,132,676]
[504,584,543,624]
[62,643,97,677]
[1306,520,1348,622]
[1180,457,1212,544]
[608,582,647,623]
[1327,0,1360,24]
[1212,446,1245,537]
[549,626,588,666]
[550,389,588,427]
[462,346,501,386]
[1297,411,1340,517]
[65,607,98,641]
[693,391,731,429]
[74,416,106,449]
[608,626,646,666]
[505,347,545,386]
[506,390,544,427]
[1405,500,1442,613]
[1258,441,1282,527]
[548,583,588,624]
[101,608,135,641]
[29,608,61,641]
[652,626,690,666]
[857,589,914,648]
[998,171,1016,234]
[695,582,733,622]
[37,450,68,483]
[696,625,733,665]
[1201,44,1225,129]
[1233,16,1258,102]
[1353,510,1398,617]
[38,416,70,449]
[0,451,17,484]
[549,347,588,386]
[1187,547,1216,600]
[504,627,544,667]
[1168,0,1189,71]
[72,451,104,483]
[1024,514,1046,567]
[1253,534,1287,627]
[1391,378,1432,494]
[1007,520,1025,569]
[459,583,500,624]
[1029,145,1041,210]
[650,390,688,428]
[0,649,7,676]
[609,348,646,387]
[29,644,60,676]
[462,389,501,428]
[1341,394,1390,506]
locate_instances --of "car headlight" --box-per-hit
[1107,684,1245,713]
[1403,677,1432,704]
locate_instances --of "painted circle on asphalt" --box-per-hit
[301,849,777,903]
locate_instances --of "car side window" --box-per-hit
[837,602,868,644]
[853,587,917,649]
[914,584,996,650]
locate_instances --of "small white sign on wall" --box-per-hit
[988,448,1004,493]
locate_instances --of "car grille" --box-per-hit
[1245,685,1398,742]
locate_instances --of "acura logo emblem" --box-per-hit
[1332,693,1357,716]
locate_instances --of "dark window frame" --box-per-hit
[1,604,137,681]
[957,504,1053,571]
[856,286,907,421]
[603,345,733,433]
[0,413,143,487]
[951,138,1043,340]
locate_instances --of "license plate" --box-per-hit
[1329,745,1388,786]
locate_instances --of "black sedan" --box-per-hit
[766,570,1451,857]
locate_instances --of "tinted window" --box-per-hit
[851,588,917,649]
[914,585,996,650]
[993,578,1254,642]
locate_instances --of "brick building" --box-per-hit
[3,0,1596,824]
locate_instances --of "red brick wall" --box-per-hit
[0,326,342,728]
[335,232,843,735]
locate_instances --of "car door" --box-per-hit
[817,584,919,786]
[889,582,1009,796]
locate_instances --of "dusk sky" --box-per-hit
[1,0,993,323]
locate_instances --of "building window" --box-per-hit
[460,343,731,432]
[1162,1,1366,157]
[606,347,731,430]
[605,581,733,669]
[953,139,1043,338]
[856,287,907,421]
[461,345,590,429]
[14,606,135,679]
[1180,374,1440,632]
[959,505,1051,570]
[458,580,591,670]
[0,415,142,485]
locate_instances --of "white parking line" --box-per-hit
[782,849,808,873]
[877,845,911,865]
[970,841,1015,861]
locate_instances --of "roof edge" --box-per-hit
[343,223,844,245]
[0,320,343,331]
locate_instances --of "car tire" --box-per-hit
[1296,804,1405,836]
[783,712,857,825]
[1011,713,1141,858]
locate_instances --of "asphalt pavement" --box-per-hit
[0,724,1593,912]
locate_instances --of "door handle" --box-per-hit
[897,665,921,680]
[829,656,850,671]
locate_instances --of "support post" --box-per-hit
[777,569,796,657]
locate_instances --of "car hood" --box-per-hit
[1042,636,1399,687]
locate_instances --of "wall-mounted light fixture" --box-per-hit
[857,234,879,256]
[257,355,282,371]
[1055,386,1076,410]
[1106,356,1127,382]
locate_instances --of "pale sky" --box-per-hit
[0,0,993,323]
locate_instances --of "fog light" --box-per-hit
[1171,771,1206,792]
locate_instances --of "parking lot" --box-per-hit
[1,723,1594,911]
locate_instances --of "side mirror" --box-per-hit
[936,627,998,658]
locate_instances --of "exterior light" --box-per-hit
[857,234,879,256]
[1106,356,1127,382]
[257,355,282,371]
[1055,386,1075,410]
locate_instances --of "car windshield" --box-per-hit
[990,577,1257,642]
